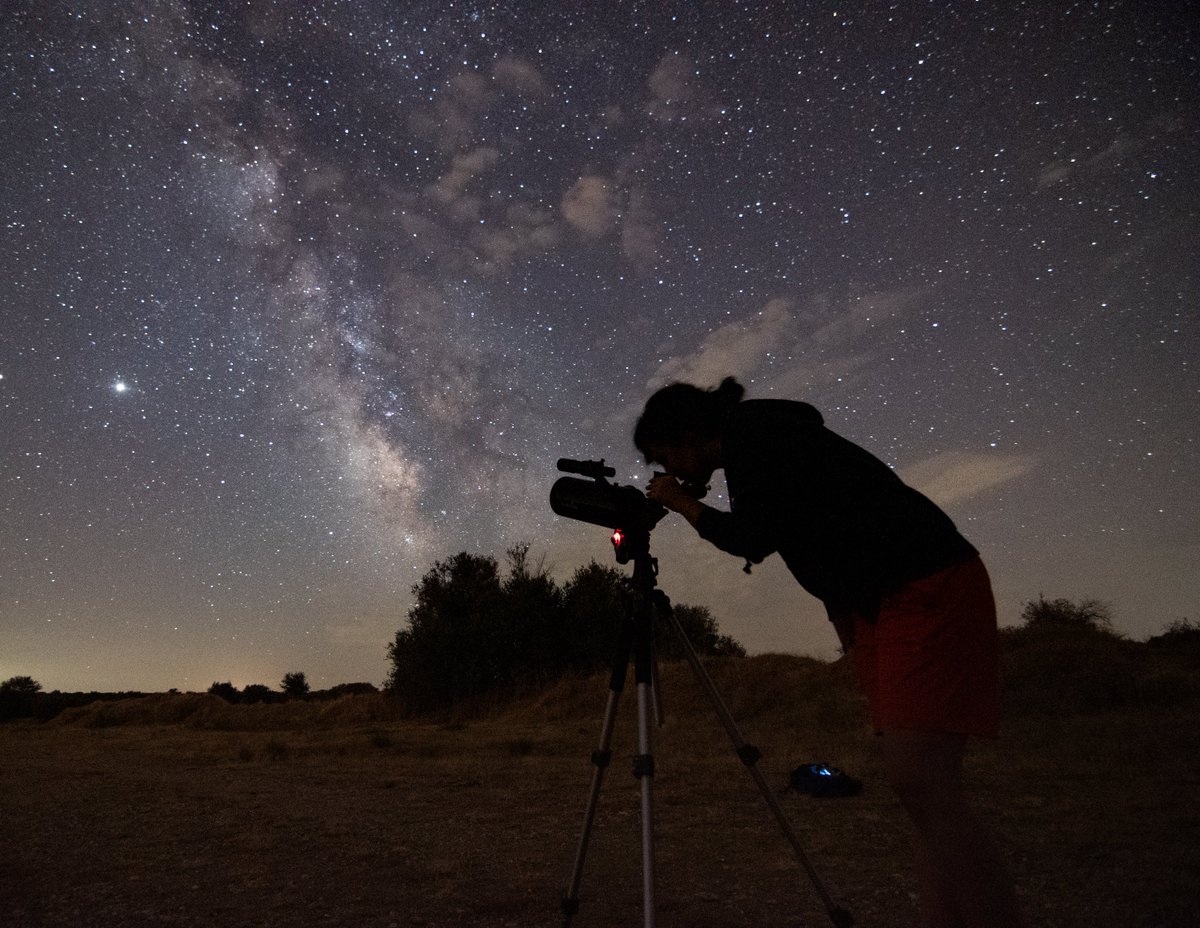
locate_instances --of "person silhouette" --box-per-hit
[636,376,1024,928]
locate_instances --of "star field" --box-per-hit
[2,1,1197,691]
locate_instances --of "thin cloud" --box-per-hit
[646,52,723,125]
[472,202,561,274]
[1034,116,1183,190]
[802,286,930,352]
[447,70,494,111]
[409,70,494,152]
[900,451,1038,506]
[649,298,796,389]
[493,55,551,98]
[562,175,618,238]
[649,53,697,105]
[648,286,931,393]
[620,187,661,273]
[426,146,501,223]
[429,147,500,204]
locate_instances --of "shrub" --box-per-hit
[281,672,310,699]
[208,682,240,703]
[1018,595,1116,635]
[0,676,43,721]
[242,684,278,704]
[1002,598,1199,714]
[386,545,745,713]
[1146,619,1200,660]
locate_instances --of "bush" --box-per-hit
[1017,595,1115,635]
[208,682,240,703]
[1146,619,1200,660]
[386,550,508,712]
[1002,598,1199,715]
[281,672,310,699]
[241,684,280,704]
[315,682,379,700]
[386,545,745,713]
[1,676,43,721]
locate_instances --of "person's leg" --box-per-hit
[850,560,1023,925]
[878,728,1023,928]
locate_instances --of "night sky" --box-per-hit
[3,2,1197,693]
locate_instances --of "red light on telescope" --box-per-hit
[611,527,633,564]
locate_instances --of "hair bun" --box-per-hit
[715,376,746,404]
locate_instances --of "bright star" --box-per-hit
[113,380,128,394]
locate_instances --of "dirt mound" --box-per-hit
[51,693,317,731]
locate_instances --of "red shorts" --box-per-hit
[848,557,1000,738]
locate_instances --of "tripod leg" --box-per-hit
[562,620,634,927]
[635,679,657,928]
[633,597,658,928]
[661,600,855,928]
[650,637,665,728]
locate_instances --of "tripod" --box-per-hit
[560,546,854,928]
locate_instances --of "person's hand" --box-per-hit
[647,474,694,514]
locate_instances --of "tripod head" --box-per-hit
[550,458,666,564]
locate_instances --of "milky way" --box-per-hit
[2,2,1197,691]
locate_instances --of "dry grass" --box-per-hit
[2,652,1198,927]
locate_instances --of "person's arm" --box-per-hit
[647,474,776,562]
[646,475,707,527]
[694,506,776,562]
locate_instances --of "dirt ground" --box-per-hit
[2,682,1198,927]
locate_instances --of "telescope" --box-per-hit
[550,458,666,563]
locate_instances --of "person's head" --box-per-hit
[634,376,744,481]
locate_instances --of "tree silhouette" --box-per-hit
[558,561,630,673]
[1,676,42,695]
[0,676,44,721]
[386,546,746,712]
[1003,597,1198,713]
[496,544,565,685]
[387,550,506,711]
[660,604,748,660]
[317,682,378,700]
[1146,619,1200,662]
[242,683,277,704]
[281,671,310,699]
[208,681,239,703]
[1018,596,1116,635]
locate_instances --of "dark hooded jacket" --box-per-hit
[694,399,977,616]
